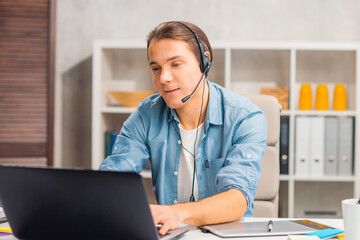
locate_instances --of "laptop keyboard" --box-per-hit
[0,208,7,223]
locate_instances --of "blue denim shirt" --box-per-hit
[99,82,267,217]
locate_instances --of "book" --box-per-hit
[295,117,311,176]
[280,116,289,174]
[338,117,354,176]
[110,132,118,154]
[309,117,325,176]
[295,116,327,176]
[104,131,111,158]
[104,131,119,158]
[324,117,338,176]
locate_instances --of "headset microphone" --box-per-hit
[181,71,206,103]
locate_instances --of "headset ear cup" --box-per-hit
[176,22,211,75]
[203,55,211,74]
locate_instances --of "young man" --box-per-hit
[100,21,267,235]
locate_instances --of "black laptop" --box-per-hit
[0,165,188,240]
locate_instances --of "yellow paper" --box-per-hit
[0,226,12,233]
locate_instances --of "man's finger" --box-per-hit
[150,205,161,224]
[159,222,171,236]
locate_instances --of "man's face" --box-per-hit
[148,39,203,110]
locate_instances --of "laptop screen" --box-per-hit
[0,166,162,239]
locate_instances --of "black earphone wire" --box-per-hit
[189,72,206,202]
[175,21,210,203]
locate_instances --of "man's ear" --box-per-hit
[204,51,211,61]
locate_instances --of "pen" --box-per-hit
[267,220,273,232]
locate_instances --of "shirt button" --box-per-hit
[114,146,118,151]
[174,171,178,176]
[246,154,251,158]
[174,200,178,204]
[177,140,181,145]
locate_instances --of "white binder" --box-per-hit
[324,117,338,176]
[309,117,325,176]
[295,117,310,176]
[338,117,353,176]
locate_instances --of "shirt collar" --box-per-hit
[167,81,223,126]
[168,107,180,123]
[206,81,223,126]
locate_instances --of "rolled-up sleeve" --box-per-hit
[99,107,150,173]
[216,111,267,208]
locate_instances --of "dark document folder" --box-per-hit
[280,116,289,174]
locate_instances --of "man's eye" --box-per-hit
[172,63,181,67]
[151,67,160,71]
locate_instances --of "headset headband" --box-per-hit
[176,22,211,74]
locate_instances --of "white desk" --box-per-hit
[0,218,343,240]
[181,218,344,240]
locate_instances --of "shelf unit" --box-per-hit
[92,40,360,218]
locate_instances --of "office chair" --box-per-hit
[246,95,281,218]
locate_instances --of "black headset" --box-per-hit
[177,22,212,103]
[177,22,211,75]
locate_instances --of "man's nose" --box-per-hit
[159,69,173,83]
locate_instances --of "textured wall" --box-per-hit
[55,0,360,167]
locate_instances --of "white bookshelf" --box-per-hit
[92,40,360,218]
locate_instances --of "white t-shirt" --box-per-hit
[177,123,203,203]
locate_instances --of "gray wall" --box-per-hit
[55,0,360,167]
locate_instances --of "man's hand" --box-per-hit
[149,189,247,235]
[150,204,187,235]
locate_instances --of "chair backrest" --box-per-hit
[245,94,280,217]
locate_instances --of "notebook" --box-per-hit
[200,220,326,238]
[0,165,188,240]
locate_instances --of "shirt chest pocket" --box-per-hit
[204,157,225,195]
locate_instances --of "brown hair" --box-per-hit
[147,21,213,74]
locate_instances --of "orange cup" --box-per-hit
[333,84,347,111]
[315,84,329,110]
[299,84,312,110]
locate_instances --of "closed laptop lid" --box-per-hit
[200,220,322,238]
[0,165,179,240]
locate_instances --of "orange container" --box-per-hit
[315,84,329,111]
[333,84,347,111]
[299,84,312,110]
